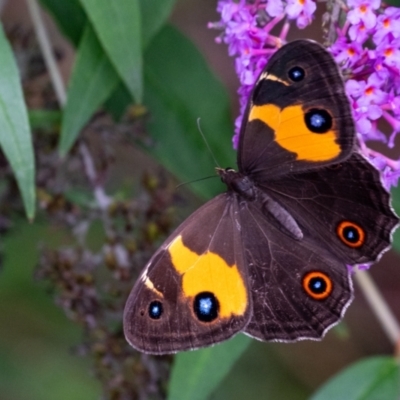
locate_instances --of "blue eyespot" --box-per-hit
[288,66,305,82]
[310,278,325,294]
[343,226,358,242]
[148,300,163,319]
[194,292,219,322]
[305,109,332,133]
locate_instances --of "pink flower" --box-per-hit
[348,21,369,43]
[377,38,400,70]
[330,39,365,68]
[347,0,380,30]
[266,0,284,17]
[373,7,400,44]
[286,0,317,29]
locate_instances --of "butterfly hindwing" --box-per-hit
[238,199,353,341]
[238,40,355,182]
[261,153,399,266]
[124,195,251,354]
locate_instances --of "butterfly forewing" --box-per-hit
[124,195,252,354]
[238,40,355,181]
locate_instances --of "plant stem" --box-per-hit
[25,0,66,106]
[355,269,400,347]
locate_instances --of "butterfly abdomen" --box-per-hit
[259,191,303,240]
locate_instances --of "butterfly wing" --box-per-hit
[238,199,352,341]
[236,40,398,341]
[238,40,355,182]
[123,195,251,354]
[260,153,399,266]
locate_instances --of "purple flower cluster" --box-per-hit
[210,0,400,189]
[209,0,317,147]
[331,0,400,187]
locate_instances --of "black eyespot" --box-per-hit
[288,66,305,82]
[193,292,219,322]
[148,301,163,319]
[304,109,332,133]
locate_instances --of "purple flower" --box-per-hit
[373,7,400,44]
[266,0,284,17]
[286,0,317,29]
[377,38,400,70]
[330,39,365,68]
[347,0,380,29]
[347,74,387,107]
[348,21,370,43]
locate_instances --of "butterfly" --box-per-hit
[123,40,399,354]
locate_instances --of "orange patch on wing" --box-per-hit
[168,236,247,317]
[249,104,341,161]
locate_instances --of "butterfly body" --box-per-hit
[124,40,399,354]
[218,167,303,240]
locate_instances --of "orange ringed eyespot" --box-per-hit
[336,221,365,248]
[302,271,332,300]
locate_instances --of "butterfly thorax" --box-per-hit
[217,167,256,201]
[217,167,303,240]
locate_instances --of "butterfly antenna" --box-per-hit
[197,118,220,168]
[175,175,218,191]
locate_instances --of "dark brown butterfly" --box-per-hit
[123,40,399,354]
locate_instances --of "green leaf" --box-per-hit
[144,25,235,200]
[0,24,35,219]
[311,356,400,400]
[390,185,400,252]
[140,0,177,48]
[39,0,86,46]
[39,0,176,51]
[168,335,251,400]
[213,341,309,400]
[103,83,132,121]
[384,0,400,5]
[79,0,143,102]
[103,0,178,119]
[29,109,62,131]
[59,25,119,155]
